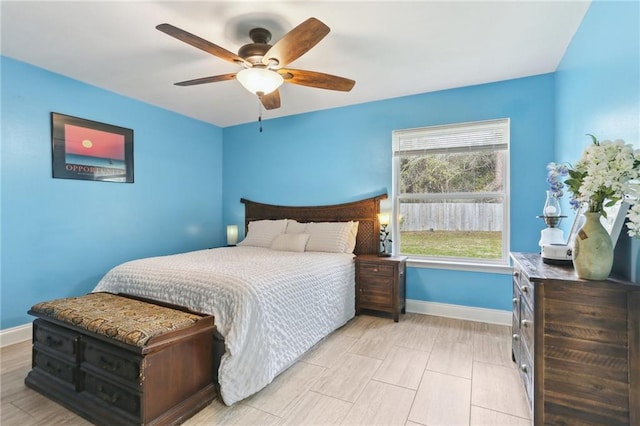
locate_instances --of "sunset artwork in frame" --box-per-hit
[51,113,134,183]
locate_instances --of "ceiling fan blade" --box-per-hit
[260,90,281,110]
[157,23,247,65]
[262,18,330,67]
[279,68,355,91]
[174,73,237,86]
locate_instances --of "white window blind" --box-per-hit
[393,118,509,156]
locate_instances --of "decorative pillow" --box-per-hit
[344,221,359,253]
[305,221,354,253]
[271,233,310,252]
[238,219,288,248]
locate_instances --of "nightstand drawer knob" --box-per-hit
[521,285,529,293]
[512,298,518,305]
[521,319,530,328]
[512,334,519,341]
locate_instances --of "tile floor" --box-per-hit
[1,313,531,425]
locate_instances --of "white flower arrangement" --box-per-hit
[560,135,640,238]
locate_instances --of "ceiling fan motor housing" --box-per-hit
[238,28,274,66]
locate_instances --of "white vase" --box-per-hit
[572,212,613,280]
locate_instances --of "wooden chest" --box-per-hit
[25,293,216,426]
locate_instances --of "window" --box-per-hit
[392,118,510,266]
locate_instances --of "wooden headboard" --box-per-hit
[240,194,387,255]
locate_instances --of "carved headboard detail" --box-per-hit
[240,194,387,255]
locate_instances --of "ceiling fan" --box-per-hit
[156,17,355,110]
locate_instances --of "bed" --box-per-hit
[93,194,386,405]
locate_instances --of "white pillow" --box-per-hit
[271,233,310,252]
[285,219,307,234]
[344,221,359,253]
[305,221,354,253]
[238,219,288,248]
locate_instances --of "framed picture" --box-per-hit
[566,205,586,247]
[601,199,630,247]
[51,113,134,183]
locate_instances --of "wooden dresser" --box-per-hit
[355,255,407,322]
[511,252,639,425]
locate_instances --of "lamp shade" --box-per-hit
[377,212,390,226]
[226,225,238,246]
[236,68,284,95]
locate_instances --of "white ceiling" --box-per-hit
[1,1,590,128]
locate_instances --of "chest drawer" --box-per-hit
[34,319,78,359]
[82,372,141,417]
[33,348,78,387]
[83,338,141,385]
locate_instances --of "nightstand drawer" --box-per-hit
[359,279,393,306]
[357,262,395,277]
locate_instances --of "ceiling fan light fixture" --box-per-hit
[236,68,284,96]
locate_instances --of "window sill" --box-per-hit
[406,258,513,275]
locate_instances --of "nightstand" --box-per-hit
[355,255,407,322]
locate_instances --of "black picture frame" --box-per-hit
[51,113,134,183]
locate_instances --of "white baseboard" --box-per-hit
[406,299,511,325]
[0,301,509,347]
[0,323,32,348]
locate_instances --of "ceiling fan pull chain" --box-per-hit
[257,98,263,133]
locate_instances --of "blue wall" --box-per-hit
[1,57,224,329]
[555,0,640,282]
[223,74,557,311]
[2,0,635,331]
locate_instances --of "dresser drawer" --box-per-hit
[358,262,395,277]
[83,338,141,385]
[33,348,77,387]
[34,319,78,358]
[519,296,534,354]
[82,372,141,417]
[518,273,534,308]
[518,344,534,411]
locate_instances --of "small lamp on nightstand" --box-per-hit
[378,212,391,257]
[226,225,238,246]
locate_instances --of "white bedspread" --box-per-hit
[93,246,355,405]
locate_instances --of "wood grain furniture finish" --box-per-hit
[511,252,639,425]
[356,255,407,322]
[25,294,216,426]
[241,193,387,256]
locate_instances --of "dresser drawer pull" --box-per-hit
[513,271,520,278]
[521,319,531,328]
[372,267,379,272]
[45,335,64,348]
[512,297,518,305]
[521,285,529,294]
[520,364,528,373]
[99,356,121,372]
[512,334,520,341]
[97,384,120,404]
